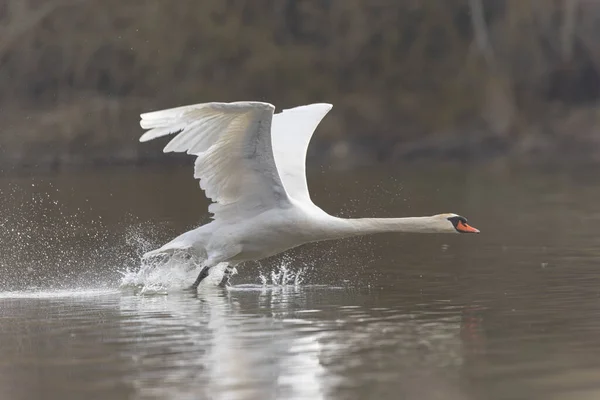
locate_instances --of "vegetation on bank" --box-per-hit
[2,0,600,169]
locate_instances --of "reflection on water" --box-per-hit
[2,165,600,399]
[0,287,470,400]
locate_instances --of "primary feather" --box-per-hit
[140,102,289,221]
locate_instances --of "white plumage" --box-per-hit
[140,101,479,288]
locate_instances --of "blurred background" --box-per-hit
[6,2,600,399]
[2,0,600,171]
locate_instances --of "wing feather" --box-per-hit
[139,101,289,221]
[271,103,332,204]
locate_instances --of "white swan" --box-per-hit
[139,101,479,288]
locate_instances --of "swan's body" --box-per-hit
[139,101,479,287]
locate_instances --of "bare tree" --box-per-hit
[468,0,496,69]
[468,0,516,136]
[560,0,580,62]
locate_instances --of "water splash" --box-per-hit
[120,252,197,294]
[258,262,307,287]
[0,179,322,293]
[0,181,123,290]
[0,288,119,300]
[119,250,234,295]
[120,250,310,294]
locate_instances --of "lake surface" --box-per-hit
[2,164,600,400]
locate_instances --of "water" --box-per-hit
[2,164,600,399]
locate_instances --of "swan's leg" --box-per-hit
[190,265,211,289]
[190,246,241,289]
[217,265,238,287]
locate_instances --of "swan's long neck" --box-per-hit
[323,216,445,240]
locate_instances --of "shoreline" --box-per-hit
[3,99,600,173]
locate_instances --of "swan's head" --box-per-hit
[435,213,480,234]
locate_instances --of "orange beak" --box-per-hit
[457,221,480,233]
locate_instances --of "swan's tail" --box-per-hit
[142,246,181,259]
[142,230,202,259]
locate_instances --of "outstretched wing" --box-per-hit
[271,103,332,204]
[139,101,290,221]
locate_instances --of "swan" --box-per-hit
[139,101,479,288]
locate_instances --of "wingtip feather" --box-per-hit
[280,103,333,114]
